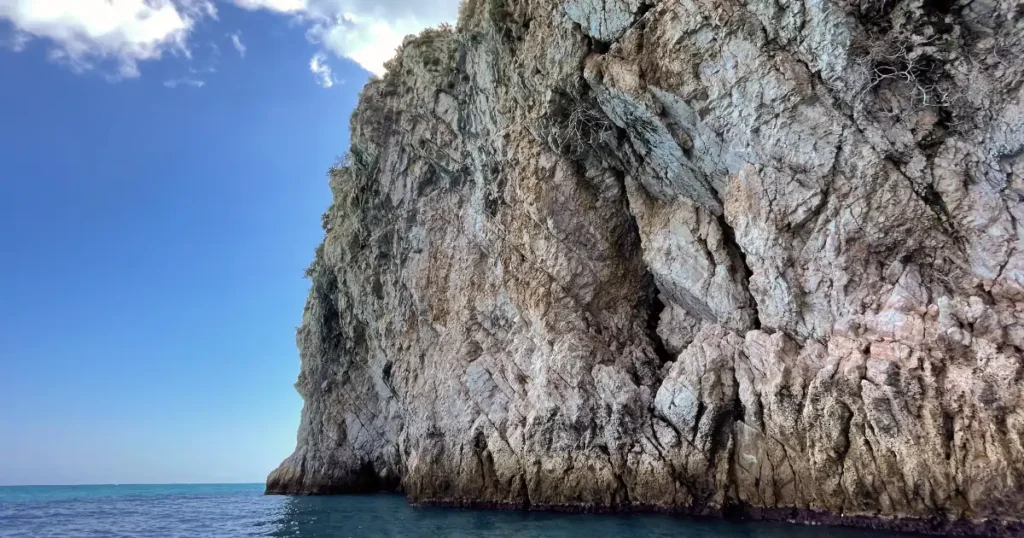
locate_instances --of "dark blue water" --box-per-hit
[0,483,905,537]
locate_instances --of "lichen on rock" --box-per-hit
[267,0,1024,534]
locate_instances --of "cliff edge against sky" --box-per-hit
[268,0,1024,534]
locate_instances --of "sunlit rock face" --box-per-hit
[267,0,1024,534]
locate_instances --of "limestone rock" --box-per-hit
[267,1,1024,534]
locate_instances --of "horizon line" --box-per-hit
[0,482,265,488]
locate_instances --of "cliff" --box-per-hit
[267,0,1024,534]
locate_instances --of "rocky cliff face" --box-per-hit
[267,0,1024,534]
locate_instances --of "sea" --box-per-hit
[0,483,907,537]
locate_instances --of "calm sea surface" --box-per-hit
[0,483,907,537]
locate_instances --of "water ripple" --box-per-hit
[0,484,906,537]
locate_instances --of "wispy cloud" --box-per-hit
[2,31,31,52]
[309,52,333,88]
[231,0,305,11]
[228,31,246,58]
[163,77,206,88]
[0,0,218,78]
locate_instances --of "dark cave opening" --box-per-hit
[643,273,675,366]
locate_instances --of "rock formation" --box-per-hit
[267,0,1024,534]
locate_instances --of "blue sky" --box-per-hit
[0,0,456,486]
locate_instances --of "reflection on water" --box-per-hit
[260,494,903,538]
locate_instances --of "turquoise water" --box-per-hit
[0,483,905,537]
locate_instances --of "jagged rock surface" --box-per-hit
[267,0,1024,534]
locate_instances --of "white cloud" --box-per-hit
[303,0,460,23]
[309,51,334,88]
[1,0,461,80]
[0,0,216,77]
[231,0,306,11]
[307,13,420,76]
[228,31,245,57]
[163,76,205,88]
[230,0,460,75]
